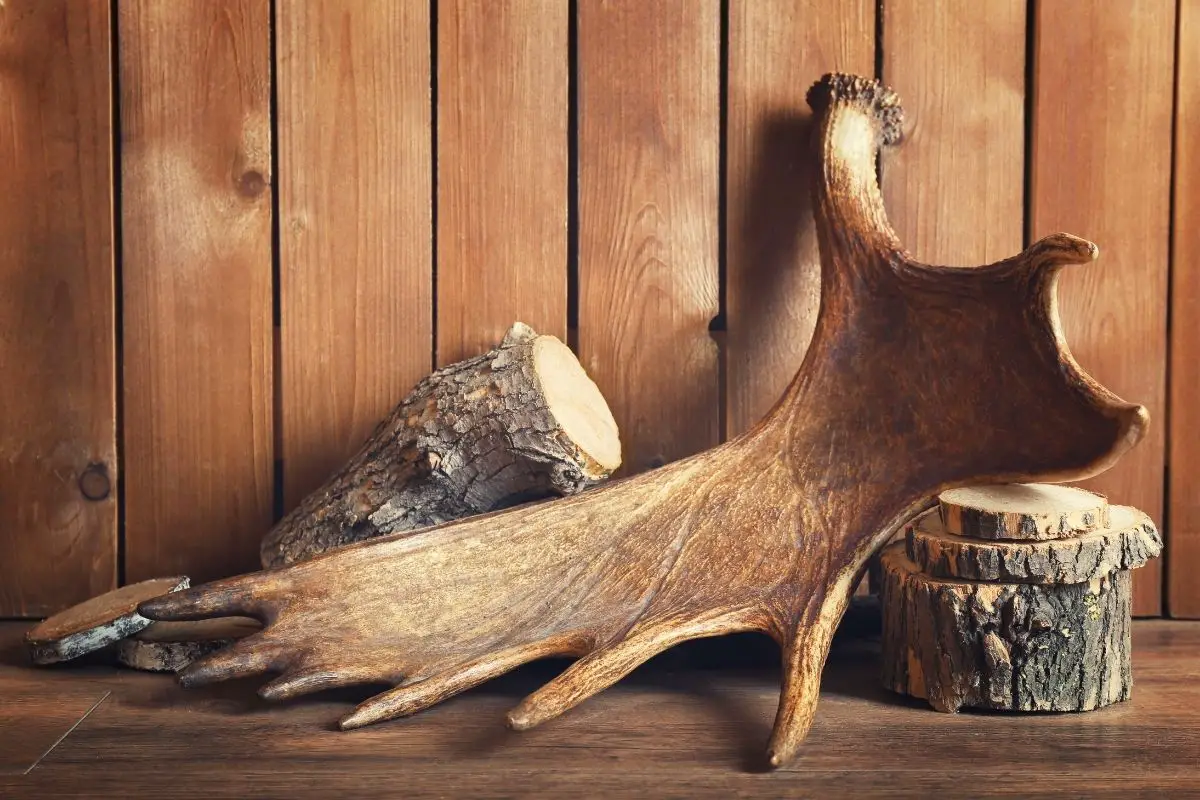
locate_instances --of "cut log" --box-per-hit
[907,505,1162,584]
[261,322,621,568]
[25,577,189,665]
[139,73,1150,767]
[117,618,262,673]
[880,544,1132,713]
[939,483,1109,540]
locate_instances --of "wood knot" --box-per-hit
[79,463,111,501]
[237,170,267,198]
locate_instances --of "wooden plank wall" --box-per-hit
[276,0,432,509]
[1030,0,1176,616]
[1170,0,1199,618]
[0,0,116,616]
[0,0,1194,617]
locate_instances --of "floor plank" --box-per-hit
[1,619,1197,797]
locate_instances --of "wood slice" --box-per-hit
[907,505,1161,584]
[880,544,1132,713]
[261,322,622,568]
[116,617,262,673]
[939,483,1108,540]
[25,577,190,665]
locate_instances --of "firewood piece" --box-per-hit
[261,322,622,568]
[138,73,1149,767]
[939,483,1109,540]
[880,544,1132,713]
[116,618,262,673]
[906,505,1162,584]
[25,577,189,665]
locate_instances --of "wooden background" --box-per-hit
[0,0,1193,619]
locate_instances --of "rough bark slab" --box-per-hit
[262,323,621,568]
[880,544,1132,713]
[907,505,1162,584]
[117,618,261,673]
[939,483,1108,540]
[25,577,189,665]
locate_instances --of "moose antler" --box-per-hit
[140,74,1146,767]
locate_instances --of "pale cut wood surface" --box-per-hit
[725,0,875,438]
[436,0,567,365]
[1031,0,1176,615]
[939,483,1109,540]
[0,0,117,616]
[3,620,1199,795]
[578,0,720,473]
[119,0,275,582]
[277,0,433,509]
[1170,0,1200,618]
[882,0,1025,265]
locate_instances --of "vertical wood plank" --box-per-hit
[1031,0,1175,615]
[726,0,875,437]
[277,1,432,509]
[436,0,567,365]
[120,0,274,582]
[578,0,720,473]
[0,0,116,615]
[882,0,1025,265]
[1169,0,1200,618]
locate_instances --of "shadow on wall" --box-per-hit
[727,110,821,437]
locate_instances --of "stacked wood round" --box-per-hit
[880,484,1161,714]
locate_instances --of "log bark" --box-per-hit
[140,73,1149,767]
[25,577,189,665]
[907,505,1162,584]
[261,322,621,568]
[939,483,1109,540]
[116,618,261,673]
[880,544,1132,712]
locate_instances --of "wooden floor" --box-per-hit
[2,609,1198,799]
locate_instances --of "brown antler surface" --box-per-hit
[139,73,1146,767]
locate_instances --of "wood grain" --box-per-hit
[882,0,1025,265]
[1030,0,1176,615]
[435,0,567,365]
[119,0,274,582]
[578,0,720,472]
[1170,0,1200,618]
[3,620,1199,795]
[138,75,1148,768]
[0,0,117,616]
[725,0,875,437]
[276,0,433,509]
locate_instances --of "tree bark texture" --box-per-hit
[906,505,1161,584]
[25,577,189,665]
[262,323,620,568]
[880,544,1132,713]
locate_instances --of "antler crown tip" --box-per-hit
[807,72,904,146]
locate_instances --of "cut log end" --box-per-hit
[25,577,190,665]
[880,544,1132,713]
[532,334,621,477]
[939,483,1108,540]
